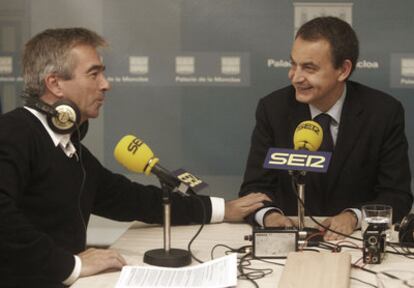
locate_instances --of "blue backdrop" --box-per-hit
[0,0,413,201]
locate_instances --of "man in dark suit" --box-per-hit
[240,16,412,240]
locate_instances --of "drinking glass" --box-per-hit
[361,204,392,241]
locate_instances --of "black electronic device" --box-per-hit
[363,223,386,264]
[398,213,414,246]
[246,227,298,258]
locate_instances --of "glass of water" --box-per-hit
[361,204,393,241]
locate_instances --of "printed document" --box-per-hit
[115,253,237,288]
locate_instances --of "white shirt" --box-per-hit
[24,107,77,158]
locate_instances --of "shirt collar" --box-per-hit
[24,106,77,157]
[309,84,347,125]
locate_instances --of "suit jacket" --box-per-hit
[240,81,412,223]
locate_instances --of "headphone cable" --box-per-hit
[74,122,88,249]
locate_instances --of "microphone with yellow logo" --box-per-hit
[114,135,191,196]
[263,120,331,244]
[293,120,323,151]
[114,134,193,267]
[292,120,327,240]
[263,120,330,173]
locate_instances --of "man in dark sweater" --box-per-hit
[0,28,269,287]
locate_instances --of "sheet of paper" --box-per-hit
[115,253,237,288]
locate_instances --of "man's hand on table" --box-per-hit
[224,193,271,222]
[319,211,358,241]
[263,211,296,227]
[79,248,127,277]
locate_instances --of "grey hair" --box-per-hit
[22,27,107,97]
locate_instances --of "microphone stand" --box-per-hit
[296,172,306,231]
[143,180,191,267]
[291,171,323,247]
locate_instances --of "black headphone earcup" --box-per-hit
[46,99,81,134]
[399,213,414,246]
[23,95,81,135]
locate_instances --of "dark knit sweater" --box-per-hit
[0,108,212,287]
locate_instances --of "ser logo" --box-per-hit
[263,148,331,173]
[127,138,144,154]
[269,153,325,168]
[177,172,203,187]
[296,122,321,135]
[172,168,209,193]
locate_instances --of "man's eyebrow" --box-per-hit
[86,64,106,73]
[290,58,318,68]
[302,61,317,66]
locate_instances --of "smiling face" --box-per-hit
[288,37,349,112]
[58,44,111,122]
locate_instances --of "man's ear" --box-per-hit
[338,59,353,82]
[44,74,64,98]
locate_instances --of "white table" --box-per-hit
[71,221,414,287]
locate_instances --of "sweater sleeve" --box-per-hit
[85,149,212,225]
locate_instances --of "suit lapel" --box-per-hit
[326,83,364,194]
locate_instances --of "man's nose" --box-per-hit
[289,68,304,84]
[101,76,111,91]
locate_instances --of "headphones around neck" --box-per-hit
[23,94,81,134]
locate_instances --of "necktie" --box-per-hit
[314,113,334,152]
[311,113,333,212]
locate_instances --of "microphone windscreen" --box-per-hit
[114,135,159,175]
[293,120,323,151]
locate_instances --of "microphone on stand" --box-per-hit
[114,135,193,267]
[114,135,193,196]
[263,120,332,246]
[292,120,323,231]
